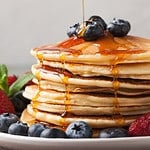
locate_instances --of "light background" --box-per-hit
[0,0,150,74]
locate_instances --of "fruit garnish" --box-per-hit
[0,64,34,114]
[10,90,30,116]
[99,128,128,138]
[28,123,46,137]
[83,21,105,41]
[7,75,17,87]
[128,112,150,136]
[88,15,107,30]
[40,128,67,138]
[65,121,93,138]
[107,18,131,37]
[8,121,28,136]
[0,113,19,133]
[67,15,131,41]
[67,23,80,37]
[0,90,15,114]
[0,64,9,93]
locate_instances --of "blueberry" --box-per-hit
[8,121,28,136]
[83,21,105,41]
[99,128,128,138]
[10,90,30,117]
[88,15,107,30]
[40,128,67,138]
[67,23,80,37]
[28,123,46,137]
[107,18,131,37]
[65,121,92,138]
[0,113,19,133]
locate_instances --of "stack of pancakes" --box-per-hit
[21,33,150,135]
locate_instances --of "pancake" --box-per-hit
[26,104,137,129]
[31,64,150,90]
[24,85,150,107]
[31,34,150,65]
[32,78,150,95]
[30,101,150,116]
[20,109,107,137]
[43,61,150,79]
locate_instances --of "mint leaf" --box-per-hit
[0,64,9,94]
[8,72,34,97]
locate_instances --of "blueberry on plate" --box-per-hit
[65,121,92,138]
[88,15,107,30]
[107,18,131,37]
[0,113,19,133]
[8,121,28,136]
[28,123,46,137]
[83,21,105,41]
[99,128,128,138]
[67,23,80,37]
[40,128,67,138]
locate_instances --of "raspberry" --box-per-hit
[128,112,150,136]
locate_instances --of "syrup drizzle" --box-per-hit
[111,54,125,126]
[36,34,144,57]
[32,53,43,109]
[59,53,71,126]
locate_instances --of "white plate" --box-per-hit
[0,132,149,150]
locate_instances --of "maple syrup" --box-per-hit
[82,0,85,24]
[111,54,125,126]
[59,53,71,121]
[36,52,43,63]
[36,33,144,58]
[32,70,41,103]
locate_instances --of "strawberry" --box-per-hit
[0,64,34,114]
[7,75,17,86]
[128,112,150,136]
[0,90,15,114]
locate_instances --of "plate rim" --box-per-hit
[0,132,150,142]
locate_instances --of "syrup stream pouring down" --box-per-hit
[82,0,85,24]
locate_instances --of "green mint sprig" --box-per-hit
[0,64,34,97]
[0,64,9,94]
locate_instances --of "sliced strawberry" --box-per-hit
[0,90,15,114]
[7,75,17,86]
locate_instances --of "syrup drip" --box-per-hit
[59,53,71,126]
[36,52,43,63]
[111,54,126,126]
[32,70,41,103]
[111,65,120,114]
[32,51,43,107]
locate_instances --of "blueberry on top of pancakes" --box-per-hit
[107,18,131,37]
[67,16,131,41]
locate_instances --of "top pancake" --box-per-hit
[31,33,150,65]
